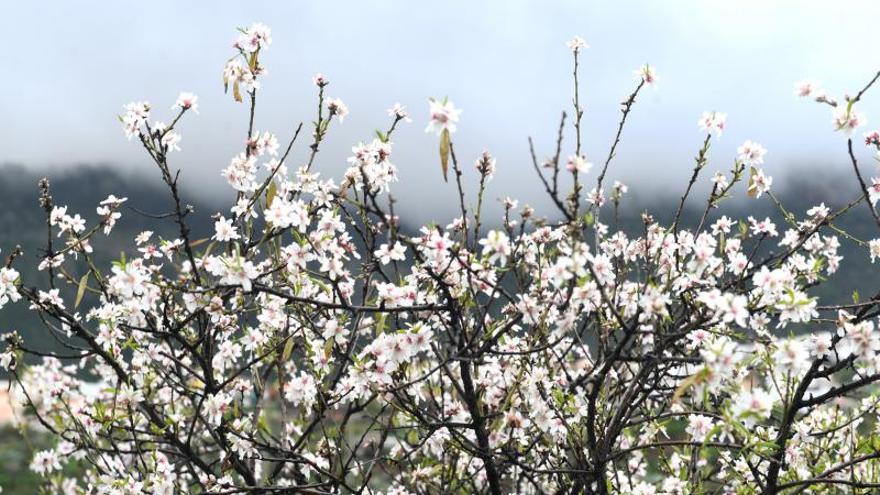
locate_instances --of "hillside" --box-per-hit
[0,164,876,347]
[0,164,223,348]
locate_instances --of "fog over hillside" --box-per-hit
[5,1,880,230]
[1,162,875,352]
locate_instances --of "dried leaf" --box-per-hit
[233,80,243,103]
[266,181,277,208]
[746,166,758,198]
[439,128,450,182]
[75,273,88,308]
[672,370,704,402]
[190,237,210,248]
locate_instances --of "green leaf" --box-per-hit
[257,413,271,435]
[281,337,294,361]
[75,273,89,309]
[439,128,450,182]
[376,313,387,334]
[853,290,861,304]
[754,440,781,452]
[701,423,723,448]
[407,429,419,444]
[727,416,751,439]
[94,401,105,421]
[583,212,594,226]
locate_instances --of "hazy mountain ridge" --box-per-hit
[0,164,876,348]
[0,163,222,347]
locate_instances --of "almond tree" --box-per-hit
[4,23,880,495]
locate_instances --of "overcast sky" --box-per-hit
[3,1,879,224]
